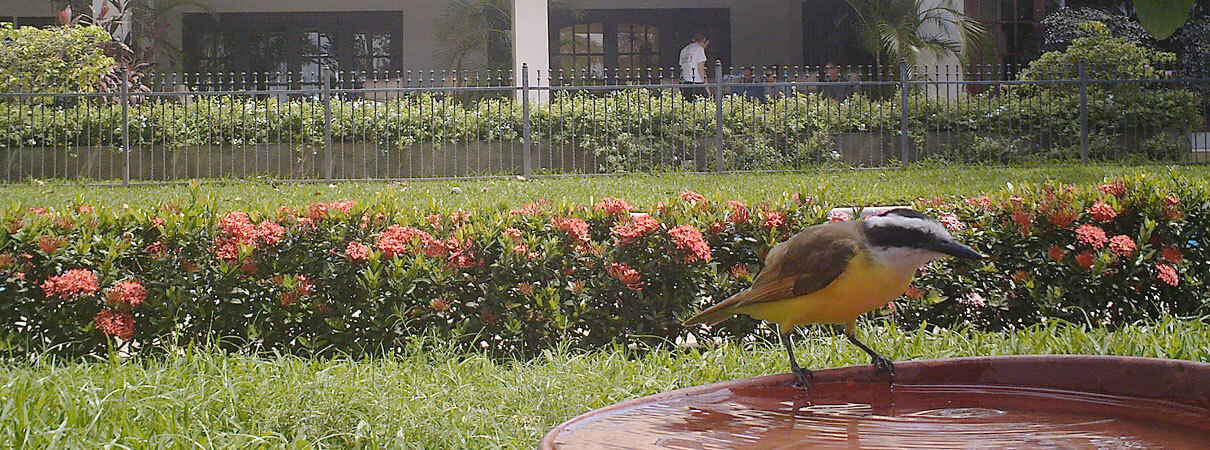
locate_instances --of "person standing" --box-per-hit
[679,32,712,100]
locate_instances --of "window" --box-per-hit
[617,24,659,75]
[559,23,606,78]
[550,8,729,83]
[1,16,56,28]
[184,12,402,83]
[966,0,1045,69]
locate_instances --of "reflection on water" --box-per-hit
[552,384,1210,449]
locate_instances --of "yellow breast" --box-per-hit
[737,253,914,329]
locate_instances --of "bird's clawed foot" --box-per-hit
[871,354,895,384]
[792,367,813,388]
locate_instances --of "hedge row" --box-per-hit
[0,175,1206,358]
[1,86,1201,162]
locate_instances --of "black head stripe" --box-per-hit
[863,222,933,249]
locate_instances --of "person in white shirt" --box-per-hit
[679,32,711,100]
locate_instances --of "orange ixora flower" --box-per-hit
[606,262,643,291]
[553,217,591,245]
[904,284,924,300]
[1096,181,1127,197]
[1107,235,1136,258]
[827,210,852,222]
[668,225,711,262]
[726,201,749,224]
[42,269,99,299]
[1075,251,1095,271]
[612,214,659,244]
[1087,202,1118,222]
[678,190,707,205]
[1075,225,1108,249]
[1162,246,1183,264]
[762,211,786,229]
[37,235,65,254]
[106,280,147,308]
[94,309,135,340]
[1157,263,1179,286]
[1048,245,1067,262]
[593,197,634,216]
[729,264,750,280]
[346,241,371,262]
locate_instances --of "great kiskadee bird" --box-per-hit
[683,208,984,387]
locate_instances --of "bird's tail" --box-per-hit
[682,290,747,327]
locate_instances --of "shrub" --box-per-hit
[1029,7,1158,60]
[0,24,115,94]
[1020,21,1177,82]
[0,85,1200,170]
[0,176,1207,358]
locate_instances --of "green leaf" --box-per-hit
[1134,0,1196,40]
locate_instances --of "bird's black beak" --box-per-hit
[931,239,985,259]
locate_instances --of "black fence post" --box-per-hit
[714,61,724,172]
[121,69,131,186]
[522,63,533,179]
[322,65,334,182]
[899,62,910,162]
[1078,62,1089,162]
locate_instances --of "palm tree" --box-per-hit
[436,0,582,72]
[840,0,988,69]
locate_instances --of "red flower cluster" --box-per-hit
[612,214,659,244]
[78,205,94,214]
[554,217,591,245]
[346,241,371,262]
[679,190,706,205]
[668,225,711,262]
[306,200,356,220]
[938,212,966,231]
[729,264,750,280]
[1097,181,1127,197]
[42,268,99,299]
[37,235,64,254]
[106,280,146,308]
[1157,263,1180,286]
[1163,195,1184,220]
[215,212,287,262]
[726,201,749,224]
[963,196,993,209]
[1010,209,1034,234]
[1108,235,1136,258]
[510,202,543,216]
[827,210,852,222]
[1075,251,1095,270]
[1163,246,1183,264]
[606,262,642,290]
[762,211,786,229]
[280,274,315,306]
[904,284,924,299]
[504,227,523,240]
[375,225,435,258]
[1048,245,1067,262]
[94,309,135,340]
[1075,224,1108,249]
[593,197,633,216]
[1087,202,1118,222]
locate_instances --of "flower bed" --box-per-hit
[0,175,1206,357]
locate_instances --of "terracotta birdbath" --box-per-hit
[540,355,1210,449]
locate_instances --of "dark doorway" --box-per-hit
[801,0,875,67]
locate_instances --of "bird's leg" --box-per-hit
[846,332,895,385]
[780,326,812,388]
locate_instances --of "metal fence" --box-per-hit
[1,62,1207,184]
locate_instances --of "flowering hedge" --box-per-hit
[0,175,1207,357]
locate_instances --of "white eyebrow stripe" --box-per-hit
[865,214,947,237]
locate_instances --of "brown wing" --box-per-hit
[733,221,860,308]
[683,221,860,327]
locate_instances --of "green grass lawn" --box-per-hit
[2,318,1208,449]
[2,164,1204,213]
